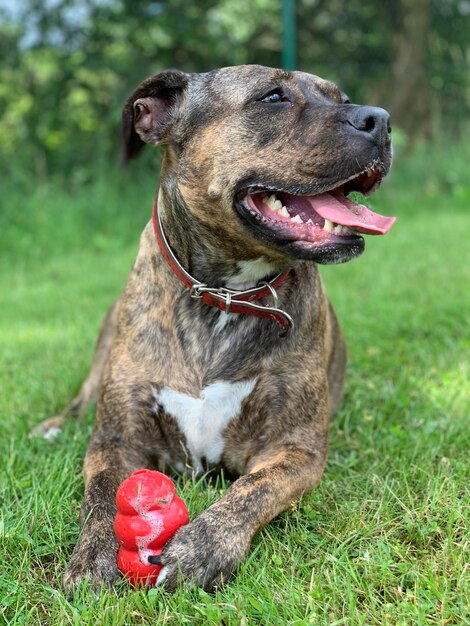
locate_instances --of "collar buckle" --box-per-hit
[189,283,207,299]
[152,196,295,335]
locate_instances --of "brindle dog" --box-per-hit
[35,65,394,592]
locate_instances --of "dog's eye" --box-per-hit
[259,89,290,104]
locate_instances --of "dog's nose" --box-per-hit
[346,106,391,143]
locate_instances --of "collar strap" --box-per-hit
[151,198,294,335]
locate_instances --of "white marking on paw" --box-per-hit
[154,379,257,473]
[43,426,62,441]
[156,565,168,586]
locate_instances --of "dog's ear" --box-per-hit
[122,70,188,162]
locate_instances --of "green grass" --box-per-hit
[1,140,469,625]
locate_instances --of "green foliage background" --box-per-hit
[0,0,468,182]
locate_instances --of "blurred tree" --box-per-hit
[387,0,432,139]
[0,0,467,181]
[296,0,468,138]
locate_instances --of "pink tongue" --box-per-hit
[308,193,396,235]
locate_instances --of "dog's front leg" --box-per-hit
[159,443,327,591]
[63,431,148,593]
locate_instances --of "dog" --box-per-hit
[34,64,394,592]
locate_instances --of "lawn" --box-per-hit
[0,141,469,625]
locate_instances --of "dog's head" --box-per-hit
[123,65,394,265]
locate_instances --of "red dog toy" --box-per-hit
[114,469,189,587]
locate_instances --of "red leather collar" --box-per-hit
[151,197,294,335]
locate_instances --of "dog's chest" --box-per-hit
[153,379,256,473]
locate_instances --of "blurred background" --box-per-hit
[0,0,468,185]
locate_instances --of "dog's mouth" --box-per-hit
[235,163,396,263]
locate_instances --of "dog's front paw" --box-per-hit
[158,511,250,591]
[63,534,120,594]
[29,415,65,440]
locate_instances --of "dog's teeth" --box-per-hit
[265,194,279,210]
[334,225,343,235]
[273,199,283,210]
[292,214,303,223]
[307,219,314,225]
[323,219,334,232]
[280,206,289,218]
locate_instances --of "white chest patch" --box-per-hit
[154,379,257,473]
[225,257,277,291]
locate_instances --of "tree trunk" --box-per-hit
[388,0,432,140]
